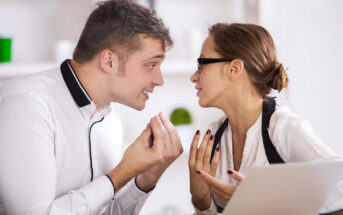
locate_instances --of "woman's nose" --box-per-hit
[190,71,198,83]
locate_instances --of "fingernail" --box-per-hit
[206,129,211,135]
[196,130,200,135]
[210,135,214,140]
[216,147,220,151]
[195,170,201,175]
[227,170,233,175]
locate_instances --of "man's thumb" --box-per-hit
[137,126,152,143]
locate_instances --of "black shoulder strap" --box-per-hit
[210,97,285,164]
[210,118,229,163]
[262,97,285,164]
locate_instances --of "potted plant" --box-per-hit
[170,107,193,152]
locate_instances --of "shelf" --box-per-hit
[0,60,196,80]
[0,62,58,80]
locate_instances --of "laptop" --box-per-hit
[222,161,343,215]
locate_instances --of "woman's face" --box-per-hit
[190,35,229,108]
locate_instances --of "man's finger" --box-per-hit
[158,112,182,151]
[227,169,245,182]
[158,112,177,143]
[150,115,167,151]
[137,125,152,144]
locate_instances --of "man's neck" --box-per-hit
[70,59,110,109]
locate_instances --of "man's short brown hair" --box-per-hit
[73,0,173,63]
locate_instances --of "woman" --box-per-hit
[188,23,343,214]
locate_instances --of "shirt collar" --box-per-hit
[60,59,112,121]
[60,59,92,107]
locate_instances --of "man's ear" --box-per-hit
[99,49,119,74]
[226,59,244,81]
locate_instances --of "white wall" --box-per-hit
[259,0,343,155]
[0,0,92,62]
[1,0,342,214]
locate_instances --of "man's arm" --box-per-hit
[101,113,183,215]
[0,94,118,215]
[0,94,182,215]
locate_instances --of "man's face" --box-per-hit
[110,36,165,110]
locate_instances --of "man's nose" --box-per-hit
[153,69,164,86]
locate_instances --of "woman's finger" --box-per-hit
[210,146,220,175]
[196,169,227,191]
[211,186,232,202]
[189,130,200,166]
[196,129,211,163]
[212,190,232,202]
[203,134,215,166]
[227,169,245,182]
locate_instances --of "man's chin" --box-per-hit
[115,100,146,111]
[128,102,146,111]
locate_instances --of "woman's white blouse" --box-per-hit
[195,106,343,214]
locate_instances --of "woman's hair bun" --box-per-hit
[270,62,288,92]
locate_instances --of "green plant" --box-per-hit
[170,107,192,126]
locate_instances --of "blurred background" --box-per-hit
[1,0,343,214]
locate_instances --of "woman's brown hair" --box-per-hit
[209,23,288,98]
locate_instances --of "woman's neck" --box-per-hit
[221,94,263,136]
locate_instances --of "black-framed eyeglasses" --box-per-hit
[197,58,233,71]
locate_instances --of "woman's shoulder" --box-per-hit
[269,105,316,143]
[270,106,309,129]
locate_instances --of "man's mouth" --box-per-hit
[142,90,152,99]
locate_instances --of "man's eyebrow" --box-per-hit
[144,54,165,61]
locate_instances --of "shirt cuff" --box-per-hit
[79,175,114,211]
[192,198,218,214]
[134,176,156,193]
[113,178,152,213]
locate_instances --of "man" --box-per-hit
[0,0,183,214]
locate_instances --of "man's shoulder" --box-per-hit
[0,67,63,99]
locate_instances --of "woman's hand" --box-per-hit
[196,169,245,202]
[188,129,220,211]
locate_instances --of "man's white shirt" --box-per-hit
[0,60,150,215]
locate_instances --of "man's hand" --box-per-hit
[107,114,167,191]
[136,112,183,191]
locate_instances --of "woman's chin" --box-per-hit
[198,99,209,108]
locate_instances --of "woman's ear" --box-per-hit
[99,49,119,75]
[226,59,244,81]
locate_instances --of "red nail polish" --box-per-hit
[196,130,200,135]
[216,147,220,151]
[195,170,201,175]
[210,135,214,140]
[227,170,233,175]
[206,129,211,135]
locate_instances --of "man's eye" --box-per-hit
[148,64,156,69]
